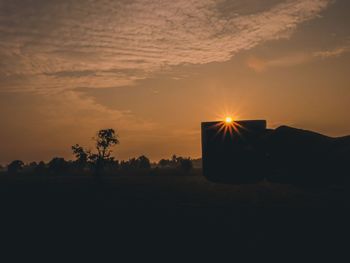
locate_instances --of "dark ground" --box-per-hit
[0,174,349,260]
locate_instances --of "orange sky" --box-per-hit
[1,0,350,164]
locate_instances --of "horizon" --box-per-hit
[1,0,350,164]
[0,118,346,166]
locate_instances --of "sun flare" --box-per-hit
[210,115,244,140]
[225,117,233,124]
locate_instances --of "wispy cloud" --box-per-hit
[0,0,333,141]
[246,44,350,72]
[313,45,350,59]
[40,90,157,132]
[0,0,332,93]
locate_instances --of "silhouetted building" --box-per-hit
[201,120,267,183]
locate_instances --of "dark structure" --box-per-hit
[202,119,350,184]
[201,120,268,183]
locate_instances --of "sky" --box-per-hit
[0,0,350,164]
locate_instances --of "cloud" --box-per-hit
[0,0,332,93]
[246,53,311,72]
[313,45,350,59]
[39,91,157,133]
[0,0,333,145]
[246,44,350,72]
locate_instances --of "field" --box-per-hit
[0,174,348,259]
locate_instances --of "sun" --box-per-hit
[225,117,233,124]
[210,115,243,139]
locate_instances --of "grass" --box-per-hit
[0,172,348,258]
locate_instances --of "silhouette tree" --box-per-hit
[35,161,47,175]
[120,156,151,170]
[25,162,38,175]
[48,157,68,174]
[158,159,171,167]
[7,160,24,174]
[71,144,88,168]
[120,160,130,170]
[95,129,119,160]
[157,155,193,171]
[28,162,38,169]
[71,128,119,175]
[137,155,151,169]
[120,158,138,170]
[93,129,119,175]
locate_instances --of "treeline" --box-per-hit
[0,129,200,176]
[1,155,197,176]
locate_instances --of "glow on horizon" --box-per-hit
[225,117,233,124]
